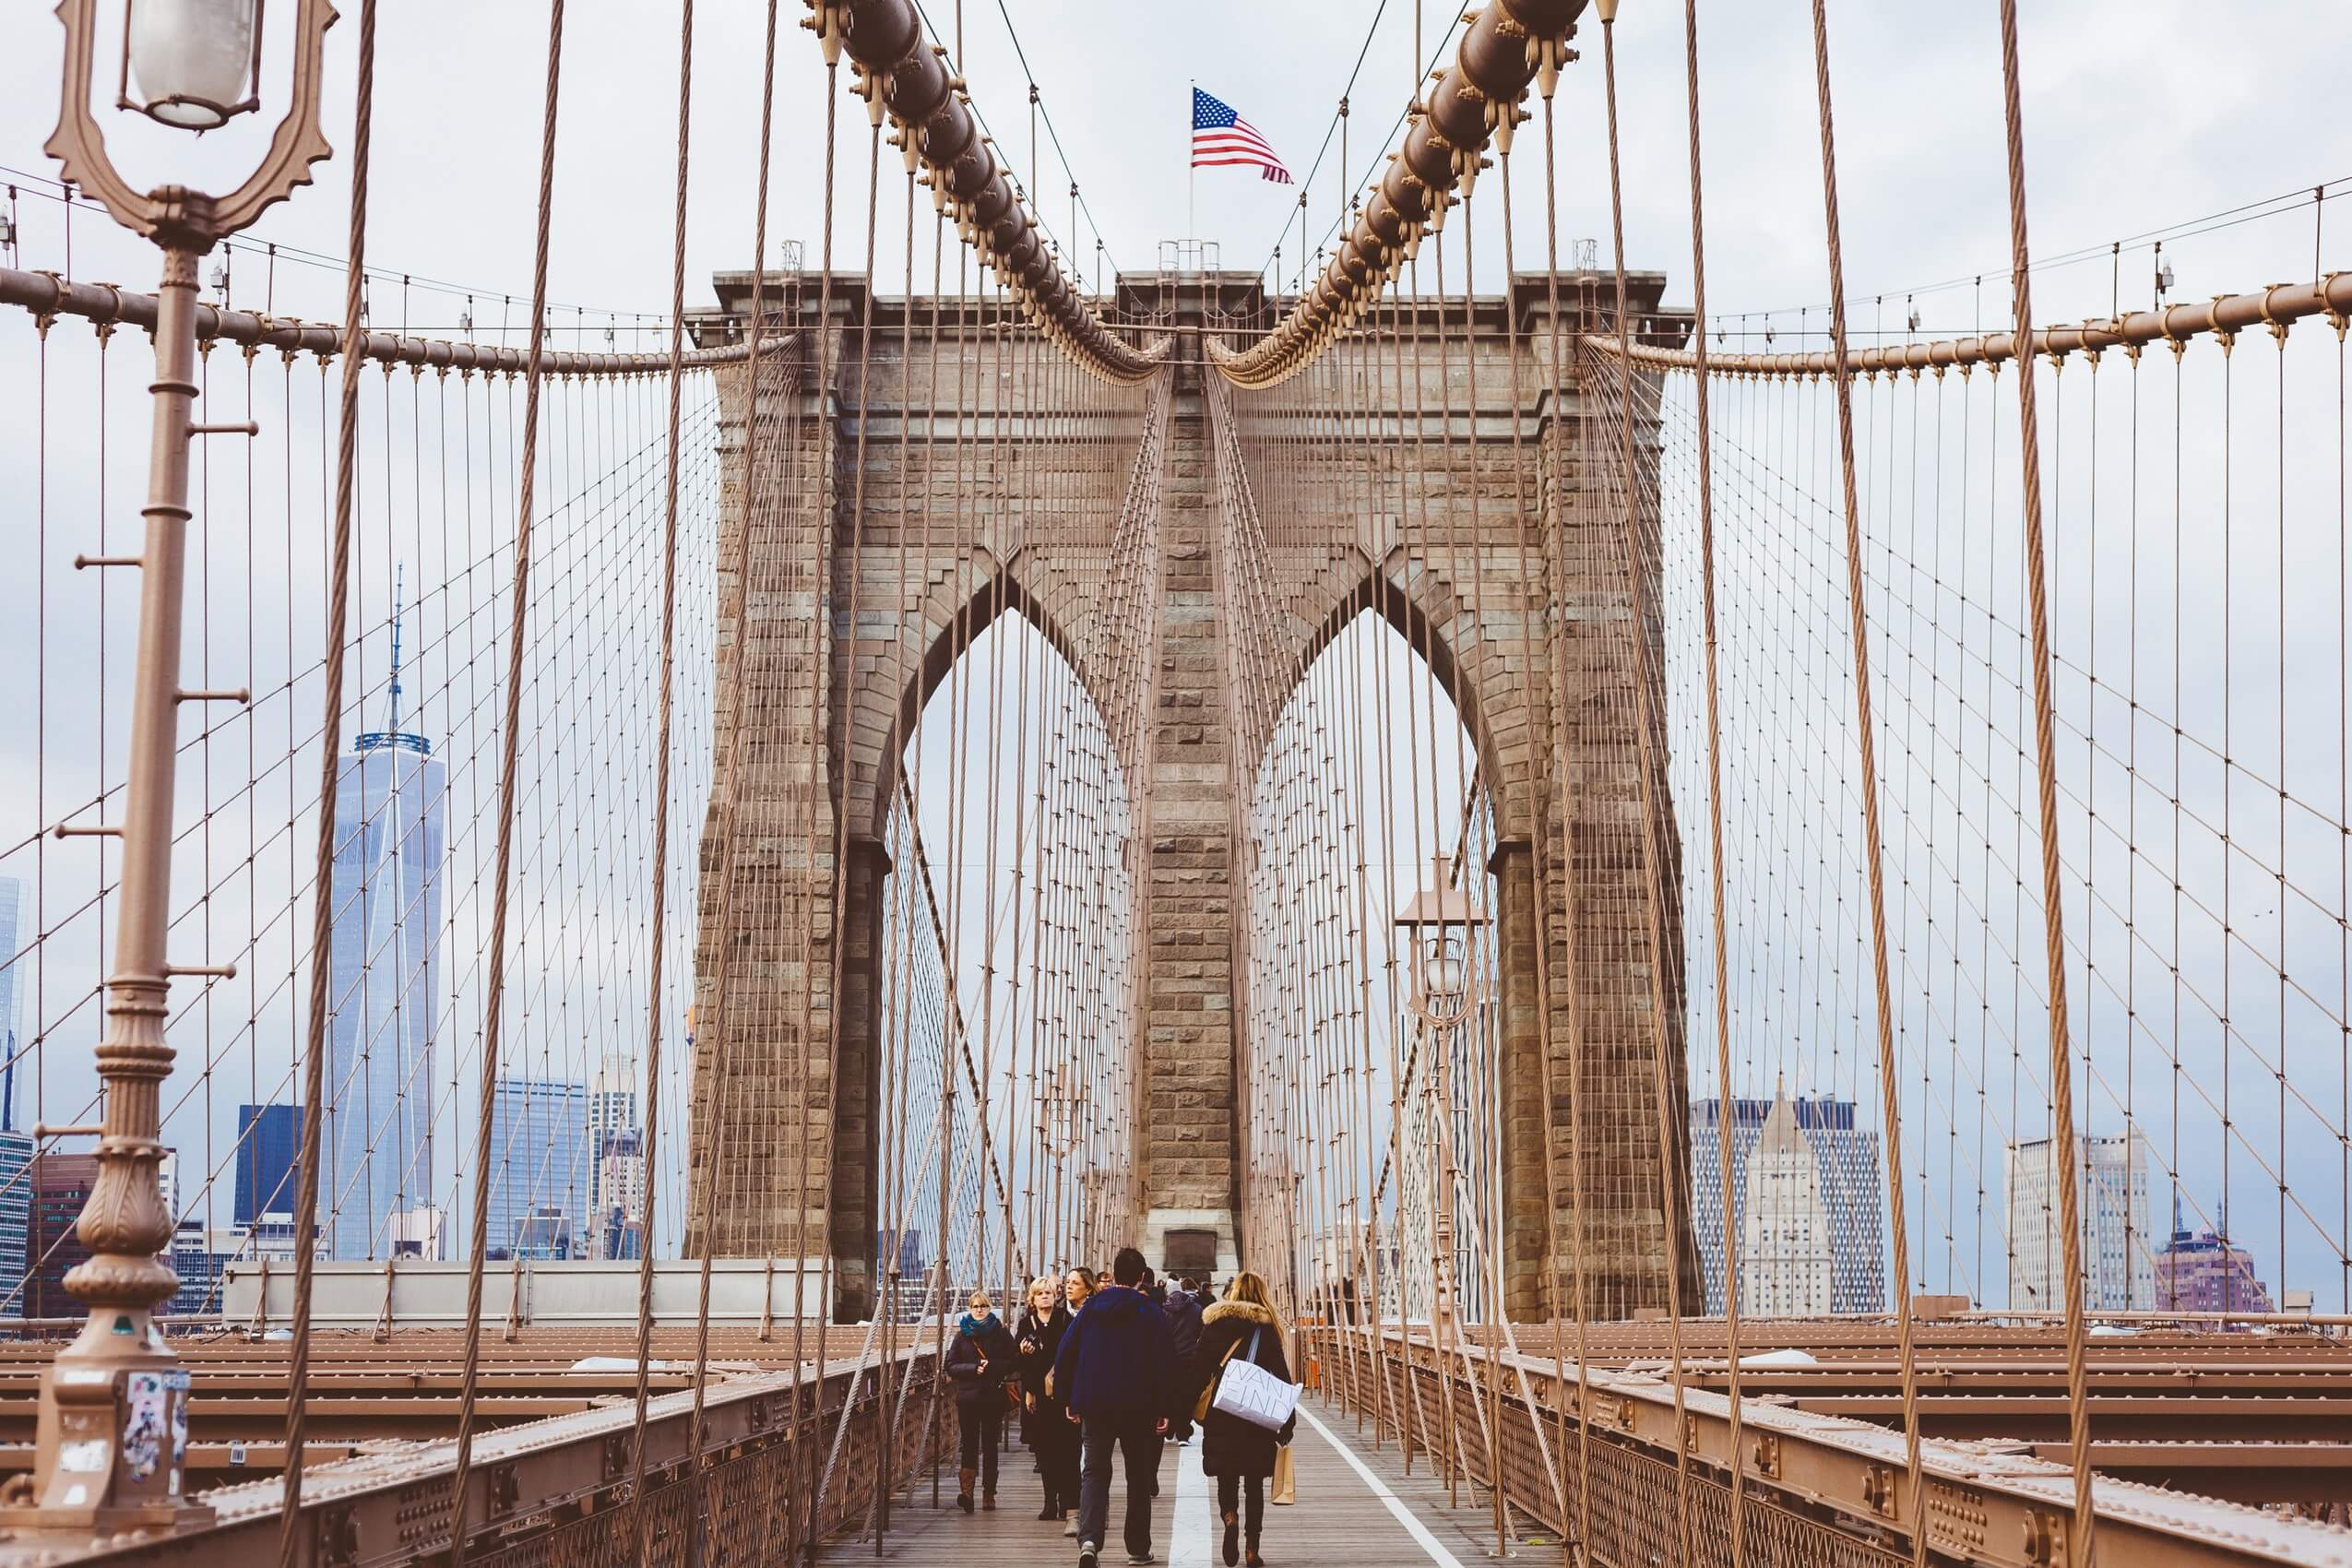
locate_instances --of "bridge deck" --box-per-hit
[820,1395,1552,1566]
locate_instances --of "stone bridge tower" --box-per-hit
[685,265,1697,1324]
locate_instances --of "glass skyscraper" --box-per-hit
[0,876,30,1308]
[235,1103,304,1224]
[325,599,448,1261]
[481,1076,590,1260]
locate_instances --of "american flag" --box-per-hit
[1192,88,1293,185]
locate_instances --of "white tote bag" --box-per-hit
[1211,1327,1301,1432]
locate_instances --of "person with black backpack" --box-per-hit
[1184,1271,1296,1568]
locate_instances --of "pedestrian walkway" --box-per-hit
[817,1397,1568,1565]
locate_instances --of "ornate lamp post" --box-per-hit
[1395,853,1484,1341]
[11,0,336,1535]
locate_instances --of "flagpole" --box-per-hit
[1187,78,1196,242]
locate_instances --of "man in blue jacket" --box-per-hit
[1054,1244,1175,1567]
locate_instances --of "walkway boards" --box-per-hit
[818,1397,1566,1566]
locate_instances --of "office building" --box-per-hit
[1692,1091,1886,1315]
[0,878,30,1310]
[2004,1129,2156,1313]
[28,1154,98,1321]
[0,874,24,1135]
[1738,1087,1838,1317]
[2156,1196,2275,1316]
[481,1076,590,1260]
[588,1056,642,1261]
[234,1103,304,1225]
[594,1130,644,1262]
[0,1129,31,1313]
[325,590,448,1260]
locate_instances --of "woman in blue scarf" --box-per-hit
[945,1288,1016,1513]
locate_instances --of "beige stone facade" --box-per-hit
[684,269,1697,1322]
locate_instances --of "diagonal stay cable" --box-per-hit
[909,0,1118,279]
[1256,1,1466,288]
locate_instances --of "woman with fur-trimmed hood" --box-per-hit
[1183,1271,1296,1567]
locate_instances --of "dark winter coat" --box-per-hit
[947,1312,1016,1413]
[1013,1303,1071,1442]
[1051,1283,1177,1421]
[1185,1298,1296,1479]
[1165,1289,1205,1364]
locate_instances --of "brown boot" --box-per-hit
[957,1468,975,1514]
[981,1487,996,1511]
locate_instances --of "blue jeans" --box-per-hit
[1076,1412,1158,1557]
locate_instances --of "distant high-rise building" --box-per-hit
[0,1130,32,1313]
[235,1103,304,1225]
[0,877,28,1316]
[1692,1093,1886,1315]
[2155,1195,2275,1317]
[0,873,25,1134]
[588,1056,642,1260]
[1738,1087,1837,1318]
[28,1153,98,1321]
[594,1130,644,1262]
[326,582,448,1261]
[2004,1129,2156,1313]
[481,1076,590,1260]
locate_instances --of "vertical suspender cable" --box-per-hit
[451,4,568,1562]
[628,0,695,1552]
[1536,77,1596,1561]
[1991,1,2095,1558]
[1596,13,1696,1563]
[1800,1,1930,1562]
[1679,0,1750,1561]
[279,5,377,1561]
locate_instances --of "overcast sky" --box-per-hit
[5,0,2340,339]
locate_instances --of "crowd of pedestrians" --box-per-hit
[948,1246,1297,1568]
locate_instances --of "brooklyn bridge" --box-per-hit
[0,0,2344,1563]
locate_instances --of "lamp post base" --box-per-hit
[0,1309,215,1536]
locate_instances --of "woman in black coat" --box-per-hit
[945,1289,1016,1513]
[1012,1275,1075,1521]
[1185,1271,1296,1568]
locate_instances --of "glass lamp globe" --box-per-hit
[128,0,258,130]
[1420,943,1467,1002]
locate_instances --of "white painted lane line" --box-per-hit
[1169,1439,1213,1567]
[1297,1404,1469,1568]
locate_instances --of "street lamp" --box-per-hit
[1394,851,1483,1028]
[12,0,337,1538]
[1394,852,1485,1341]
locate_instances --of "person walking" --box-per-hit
[1016,1275,1076,1523]
[947,1289,1016,1514]
[1049,1266,1097,1536]
[1164,1280,1205,1446]
[1053,1245,1176,1568]
[1186,1272,1296,1568]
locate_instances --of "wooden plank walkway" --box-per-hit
[816,1396,1568,1566]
